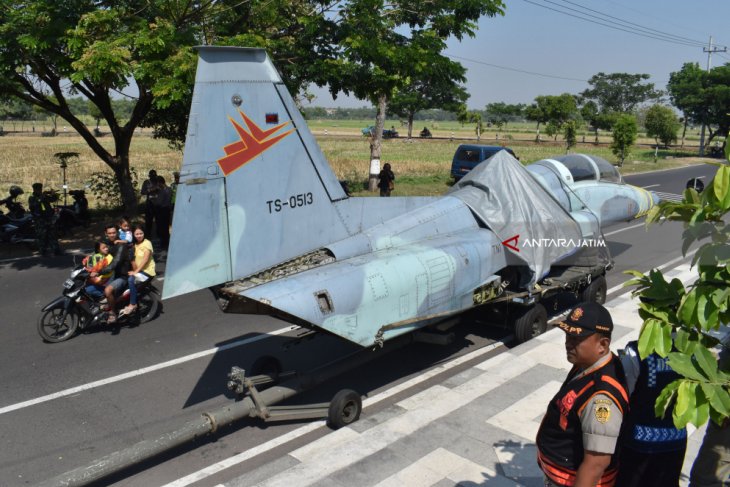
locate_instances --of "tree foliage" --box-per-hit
[625,151,730,428]
[667,62,730,148]
[610,114,637,166]
[645,104,680,147]
[525,94,578,141]
[484,102,525,132]
[581,72,662,114]
[563,120,577,153]
[457,105,483,140]
[0,0,339,211]
[332,0,505,187]
[388,55,469,138]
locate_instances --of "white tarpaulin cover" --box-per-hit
[448,150,585,286]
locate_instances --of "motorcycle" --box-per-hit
[55,189,90,236]
[38,265,161,343]
[0,187,35,244]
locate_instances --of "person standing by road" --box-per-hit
[378,163,395,197]
[28,182,62,256]
[140,169,158,237]
[153,176,171,249]
[536,302,629,487]
[615,340,687,487]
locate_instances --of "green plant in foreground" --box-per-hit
[625,147,730,428]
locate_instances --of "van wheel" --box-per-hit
[513,304,547,343]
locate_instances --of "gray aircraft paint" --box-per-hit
[164,47,656,347]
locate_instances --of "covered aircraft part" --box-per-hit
[448,151,586,286]
[533,155,657,225]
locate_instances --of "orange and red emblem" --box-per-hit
[217,109,294,176]
[570,307,584,321]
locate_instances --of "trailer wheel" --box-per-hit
[327,389,362,429]
[581,275,607,304]
[513,303,547,343]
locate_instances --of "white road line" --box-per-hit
[641,184,660,189]
[0,325,298,416]
[603,222,645,236]
[161,340,508,487]
[606,248,698,297]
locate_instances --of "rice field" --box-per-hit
[0,121,712,205]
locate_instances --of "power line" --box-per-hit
[446,54,588,82]
[550,0,708,47]
[522,0,708,48]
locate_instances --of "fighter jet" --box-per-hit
[164,46,656,348]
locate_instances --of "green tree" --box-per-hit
[580,100,600,143]
[667,63,704,148]
[525,94,577,141]
[0,0,338,212]
[610,114,637,166]
[388,55,469,139]
[484,102,524,133]
[581,72,662,114]
[457,105,483,141]
[645,104,680,148]
[667,62,730,151]
[625,152,730,429]
[563,120,577,153]
[334,0,505,190]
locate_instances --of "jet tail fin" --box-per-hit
[164,47,351,299]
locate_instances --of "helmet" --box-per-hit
[9,185,23,197]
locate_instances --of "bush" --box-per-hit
[88,169,138,209]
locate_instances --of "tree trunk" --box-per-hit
[368,94,387,192]
[681,117,687,148]
[407,112,414,139]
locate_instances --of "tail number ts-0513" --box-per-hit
[267,192,314,213]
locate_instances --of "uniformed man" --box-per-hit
[615,340,687,487]
[536,302,629,487]
[28,182,61,256]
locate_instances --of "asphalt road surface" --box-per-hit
[0,163,717,487]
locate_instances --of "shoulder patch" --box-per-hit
[594,399,611,424]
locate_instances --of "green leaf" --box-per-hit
[638,319,659,358]
[666,353,709,381]
[674,328,698,355]
[713,166,730,211]
[701,383,730,417]
[655,380,680,419]
[672,380,692,428]
[694,347,719,381]
[688,383,710,427]
[656,320,673,357]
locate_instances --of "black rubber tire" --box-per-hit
[327,389,362,429]
[581,275,607,305]
[250,356,282,377]
[513,303,548,343]
[38,308,78,343]
[137,291,160,324]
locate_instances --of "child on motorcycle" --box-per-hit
[84,241,113,299]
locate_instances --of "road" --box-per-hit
[0,163,716,486]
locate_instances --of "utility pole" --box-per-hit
[699,36,727,156]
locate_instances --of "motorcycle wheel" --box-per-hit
[38,308,78,343]
[137,291,161,324]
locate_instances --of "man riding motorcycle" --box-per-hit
[95,224,132,323]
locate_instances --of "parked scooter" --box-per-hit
[0,186,35,244]
[38,265,161,343]
[55,189,90,235]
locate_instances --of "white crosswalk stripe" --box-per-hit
[654,191,684,202]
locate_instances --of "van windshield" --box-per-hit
[456,149,481,163]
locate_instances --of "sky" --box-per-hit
[307,0,730,109]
